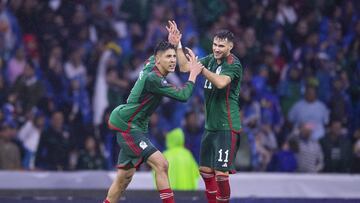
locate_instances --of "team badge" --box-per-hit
[161,79,168,86]
[139,141,148,150]
[216,66,222,74]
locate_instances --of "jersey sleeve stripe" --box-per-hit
[228,131,236,166]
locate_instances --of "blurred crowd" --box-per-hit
[0,0,359,173]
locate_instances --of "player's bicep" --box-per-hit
[220,64,241,81]
[220,74,232,85]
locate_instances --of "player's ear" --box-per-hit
[155,53,161,64]
[228,42,234,51]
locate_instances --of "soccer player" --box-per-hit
[103,41,204,203]
[167,21,242,203]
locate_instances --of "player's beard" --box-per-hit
[214,51,228,60]
[167,64,176,72]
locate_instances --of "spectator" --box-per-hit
[0,73,8,107]
[182,110,203,162]
[278,67,303,116]
[0,122,21,170]
[293,122,324,173]
[148,111,167,152]
[162,128,199,190]
[320,120,352,173]
[76,136,106,170]
[6,47,26,85]
[352,129,360,173]
[253,129,273,171]
[43,45,67,107]
[241,87,261,129]
[0,0,21,60]
[64,47,87,86]
[11,59,44,113]
[35,111,73,170]
[268,138,297,172]
[93,42,121,126]
[257,124,278,153]
[288,85,329,140]
[328,77,352,126]
[106,67,129,109]
[17,111,45,169]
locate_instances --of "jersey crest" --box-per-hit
[139,141,148,150]
[215,66,222,74]
[161,78,168,86]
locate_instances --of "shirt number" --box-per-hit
[204,79,212,89]
[204,66,222,89]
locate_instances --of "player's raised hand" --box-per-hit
[186,47,204,76]
[185,47,196,61]
[166,20,182,47]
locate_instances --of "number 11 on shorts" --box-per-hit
[217,149,229,163]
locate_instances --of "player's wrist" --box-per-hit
[177,41,182,49]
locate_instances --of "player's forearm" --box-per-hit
[202,68,231,89]
[177,48,190,72]
[188,71,198,83]
[166,82,194,102]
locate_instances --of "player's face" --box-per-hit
[212,37,233,60]
[156,48,177,74]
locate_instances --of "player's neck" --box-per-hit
[217,53,231,64]
[156,65,168,76]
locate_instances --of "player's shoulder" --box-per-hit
[200,54,214,62]
[146,67,163,81]
[225,54,241,66]
[143,56,156,70]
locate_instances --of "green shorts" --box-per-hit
[199,130,241,173]
[115,131,158,169]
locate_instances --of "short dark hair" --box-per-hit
[154,41,176,55]
[214,30,235,43]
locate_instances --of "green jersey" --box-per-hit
[109,56,194,133]
[200,54,243,132]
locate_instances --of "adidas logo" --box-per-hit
[222,163,228,167]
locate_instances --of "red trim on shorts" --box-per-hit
[116,157,144,170]
[133,157,144,169]
[116,164,131,169]
[225,84,242,133]
[229,131,236,166]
